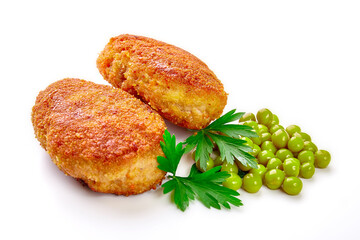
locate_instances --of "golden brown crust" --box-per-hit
[96,34,227,129]
[31,78,166,195]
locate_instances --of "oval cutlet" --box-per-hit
[96,34,228,130]
[31,78,166,195]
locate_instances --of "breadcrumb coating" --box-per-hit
[32,78,166,195]
[96,34,227,129]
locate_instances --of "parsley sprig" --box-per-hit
[184,109,258,171]
[157,130,242,211]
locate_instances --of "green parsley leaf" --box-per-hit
[184,109,258,171]
[157,130,242,211]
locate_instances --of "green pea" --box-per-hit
[236,160,252,171]
[257,150,275,166]
[251,144,261,157]
[286,125,301,137]
[213,155,223,166]
[297,150,315,165]
[243,121,259,131]
[300,162,315,179]
[269,114,279,127]
[258,124,269,134]
[196,155,215,172]
[250,164,267,179]
[293,132,311,142]
[282,177,303,195]
[222,173,242,190]
[256,108,274,126]
[266,158,282,170]
[242,173,262,193]
[241,137,254,148]
[287,136,304,153]
[303,141,318,153]
[271,129,289,149]
[239,113,256,122]
[260,132,272,143]
[221,162,239,174]
[275,148,294,162]
[261,140,277,153]
[315,150,331,168]
[264,169,285,190]
[269,124,284,134]
[283,158,300,177]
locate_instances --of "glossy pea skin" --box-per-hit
[283,158,300,177]
[300,162,315,179]
[258,124,269,134]
[297,150,315,165]
[221,162,239,174]
[256,108,273,126]
[242,173,263,193]
[269,124,284,134]
[213,156,223,166]
[275,148,294,162]
[287,136,304,153]
[196,155,215,172]
[286,125,301,137]
[260,132,272,143]
[243,121,259,132]
[257,150,275,166]
[250,164,267,178]
[251,144,261,158]
[303,141,318,153]
[293,132,311,142]
[282,177,303,195]
[315,150,331,168]
[271,129,289,149]
[261,141,277,153]
[222,173,242,190]
[264,169,285,190]
[236,160,252,171]
[241,137,254,148]
[240,113,256,122]
[269,114,279,127]
[266,158,282,170]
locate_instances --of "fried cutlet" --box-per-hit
[31,78,166,195]
[96,34,227,130]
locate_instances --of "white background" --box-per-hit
[1,0,359,239]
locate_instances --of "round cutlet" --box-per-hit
[96,34,228,129]
[31,78,166,195]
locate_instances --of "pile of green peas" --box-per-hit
[193,108,331,196]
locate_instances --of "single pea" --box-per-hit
[213,155,223,166]
[293,132,311,142]
[297,150,315,165]
[282,177,303,195]
[242,173,263,193]
[261,141,277,153]
[196,155,215,172]
[236,160,252,172]
[275,148,294,162]
[257,150,275,166]
[266,158,282,170]
[251,135,262,145]
[303,141,318,153]
[258,124,269,134]
[221,161,239,174]
[243,120,259,131]
[260,132,272,143]
[256,108,273,126]
[271,129,289,149]
[250,164,267,178]
[287,136,304,153]
[241,137,254,148]
[251,144,261,157]
[269,124,284,134]
[264,169,285,190]
[239,113,256,122]
[314,150,331,168]
[222,173,242,190]
[269,114,279,127]
[300,162,315,179]
[283,158,300,177]
[286,125,301,137]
